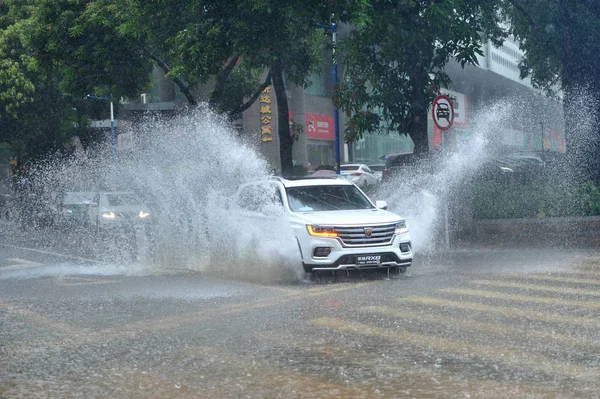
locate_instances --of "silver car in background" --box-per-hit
[340,164,378,190]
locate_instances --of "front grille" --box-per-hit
[334,224,396,246]
[118,212,138,220]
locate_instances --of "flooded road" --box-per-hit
[1,235,599,398]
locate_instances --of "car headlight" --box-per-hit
[395,220,409,234]
[139,210,150,218]
[102,212,116,219]
[307,225,338,238]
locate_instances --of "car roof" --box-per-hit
[386,152,413,158]
[341,163,364,167]
[270,176,353,188]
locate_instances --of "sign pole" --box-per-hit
[432,94,455,251]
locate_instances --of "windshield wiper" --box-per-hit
[324,193,366,209]
[294,192,339,210]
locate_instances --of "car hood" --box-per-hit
[290,208,404,225]
[103,205,147,213]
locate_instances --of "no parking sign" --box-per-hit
[432,95,455,131]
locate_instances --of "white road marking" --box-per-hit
[0,243,98,263]
[0,258,42,271]
[55,276,120,286]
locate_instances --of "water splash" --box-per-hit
[374,100,519,253]
[8,106,300,281]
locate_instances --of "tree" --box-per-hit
[336,0,506,154]
[81,0,367,175]
[503,0,600,181]
[0,0,152,161]
[2,0,367,173]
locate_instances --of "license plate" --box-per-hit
[357,255,381,265]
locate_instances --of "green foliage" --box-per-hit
[0,0,152,161]
[504,0,600,95]
[0,21,37,117]
[291,164,308,176]
[473,180,600,219]
[337,0,507,152]
[503,1,600,182]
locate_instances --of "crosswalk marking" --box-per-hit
[579,259,600,267]
[401,297,600,328]
[361,306,600,349]
[312,318,599,381]
[565,270,600,276]
[440,288,600,310]
[502,273,600,286]
[472,279,600,298]
[307,343,567,397]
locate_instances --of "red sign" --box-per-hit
[306,113,334,140]
[432,95,454,131]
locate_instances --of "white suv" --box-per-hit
[228,176,412,274]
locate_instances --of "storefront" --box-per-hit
[305,112,335,168]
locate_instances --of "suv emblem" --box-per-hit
[364,227,373,237]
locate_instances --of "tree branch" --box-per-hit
[209,55,240,108]
[509,0,537,29]
[138,43,197,107]
[581,0,600,20]
[231,70,272,116]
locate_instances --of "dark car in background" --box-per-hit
[381,152,439,186]
[381,153,418,184]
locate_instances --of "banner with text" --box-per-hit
[306,113,334,141]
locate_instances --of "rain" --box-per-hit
[1,1,600,398]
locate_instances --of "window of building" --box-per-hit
[304,43,333,97]
[351,133,414,164]
[307,141,334,168]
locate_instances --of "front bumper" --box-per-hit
[98,215,151,229]
[297,231,413,272]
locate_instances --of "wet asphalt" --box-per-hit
[1,225,600,398]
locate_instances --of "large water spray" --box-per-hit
[5,94,580,280]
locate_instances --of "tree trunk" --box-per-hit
[560,0,600,183]
[407,69,430,155]
[271,58,294,176]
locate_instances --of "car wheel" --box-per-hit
[302,262,313,273]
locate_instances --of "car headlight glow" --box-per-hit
[395,220,409,234]
[307,225,338,238]
[139,210,150,218]
[102,212,116,219]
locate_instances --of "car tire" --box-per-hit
[302,262,313,273]
[389,266,407,276]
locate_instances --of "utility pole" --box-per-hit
[316,22,340,174]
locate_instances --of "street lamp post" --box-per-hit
[87,95,115,164]
[317,22,340,174]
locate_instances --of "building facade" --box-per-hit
[116,35,565,172]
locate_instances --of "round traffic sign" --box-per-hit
[432,95,454,131]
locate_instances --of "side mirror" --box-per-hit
[375,200,388,210]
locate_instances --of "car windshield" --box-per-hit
[286,185,373,211]
[63,192,95,205]
[340,165,360,172]
[106,193,141,206]
[369,165,384,172]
